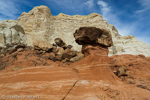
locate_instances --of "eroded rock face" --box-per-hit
[0,6,150,99]
[15,5,150,57]
[108,35,150,57]
[110,54,150,80]
[16,6,117,51]
[0,20,26,47]
[0,39,150,99]
[82,44,109,57]
[17,6,54,47]
[74,27,113,47]
[71,27,115,82]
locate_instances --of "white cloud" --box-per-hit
[0,0,19,19]
[97,0,110,14]
[44,0,89,14]
[135,0,150,13]
[97,1,108,7]
[0,0,32,21]
[84,0,94,8]
[96,0,138,37]
[134,9,144,13]
[117,23,137,36]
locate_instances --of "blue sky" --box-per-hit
[0,0,150,45]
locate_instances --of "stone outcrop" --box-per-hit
[15,5,150,57]
[0,20,26,47]
[0,52,150,99]
[54,38,67,49]
[0,38,84,69]
[62,48,76,59]
[74,27,113,47]
[70,52,84,62]
[0,42,26,57]
[0,27,150,100]
[110,54,150,92]
[108,35,150,57]
[71,27,115,81]
[110,54,150,80]
[17,6,54,47]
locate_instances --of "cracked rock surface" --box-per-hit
[0,27,150,100]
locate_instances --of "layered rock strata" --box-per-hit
[72,27,115,82]
[0,27,150,99]
[0,38,84,70]
[16,5,150,57]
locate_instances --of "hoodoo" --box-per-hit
[71,27,116,81]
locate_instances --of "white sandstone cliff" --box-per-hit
[0,20,26,47]
[1,5,149,57]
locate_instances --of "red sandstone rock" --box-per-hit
[0,49,150,99]
[0,27,150,99]
[69,43,117,82]
[0,66,80,100]
[82,44,109,57]
[110,54,150,80]
[110,54,150,95]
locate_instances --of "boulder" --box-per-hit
[55,48,65,56]
[52,44,57,53]
[55,55,63,61]
[33,41,53,52]
[75,51,83,56]
[116,66,128,77]
[67,45,73,49]
[54,38,67,49]
[0,54,5,58]
[55,48,65,61]
[62,49,76,59]
[42,52,55,61]
[37,50,46,54]
[17,48,24,52]
[74,27,113,47]
[48,52,55,61]
[11,66,24,71]
[48,55,55,61]
[62,58,70,63]
[70,53,84,62]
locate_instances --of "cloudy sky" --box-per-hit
[0,0,150,45]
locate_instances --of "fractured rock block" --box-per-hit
[116,66,128,77]
[54,38,67,49]
[74,27,113,47]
